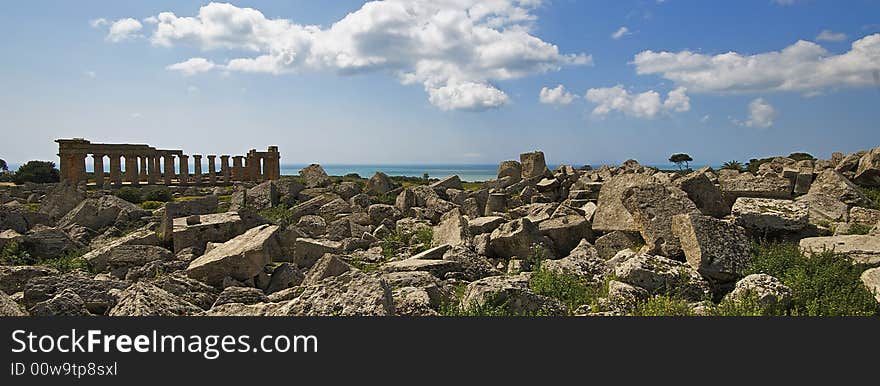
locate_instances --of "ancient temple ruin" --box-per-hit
[55,138,280,187]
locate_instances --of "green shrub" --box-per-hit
[139,201,164,210]
[380,226,433,259]
[529,267,604,314]
[707,293,785,316]
[440,298,519,316]
[632,295,694,316]
[843,223,873,235]
[114,187,143,204]
[0,241,34,266]
[370,193,398,205]
[858,186,880,210]
[141,185,172,202]
[259,204,295,227]
[1,242,89,273]
[13,161,60,184]
[746,242,878,316]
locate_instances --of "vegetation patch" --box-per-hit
[259,203,295,228]
[114,187,143,204]
[1,241,90,273]
[632,295,694,316]
[380,226,433,259]
[745,241,878,316]
[857,186,880,210]
[11,161,60,185]
[529,267,605,315]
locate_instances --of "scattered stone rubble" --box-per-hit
[3,145,880,317]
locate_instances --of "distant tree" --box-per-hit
[0,159,7,171]
[721,161,744,172]
[13,161,60,184]
[788,152,816,162]
[669,153,694,171]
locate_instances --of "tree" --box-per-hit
[788,152,816,162]
[669,153,694,171]
[0,158,7,171]
[721,161,744,172]
[13,161,60,184]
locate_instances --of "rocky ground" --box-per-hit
[2,148,880,316]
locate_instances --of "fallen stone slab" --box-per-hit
[593,173,656,232]
[672,213,751,283]
[622,183,699,258]
[861,267,880,304]
[724,274,793,310]
[109,282,202,316]
[799,235,880,265]
[172,212,246,253]
[186,224,281,286]
[732,198,808,233]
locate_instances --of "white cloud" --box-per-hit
[611,27,631,40]
[84,70,97,78]
[106,18,143,42]
[745,98,777,128]
[539,85,577,105]
[89,18,108,28]
[166,58,216,76]
[633,33,880,95]
[700,115,710,123]
[585,85,690,118]
[816,29,847,42]
[132,1,589,111]
[143,16,159,24]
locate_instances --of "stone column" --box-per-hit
[163,154,175,185]
[179,155,189,185]
[268,146,280,180]
[93,154,105,188]
[220,155,231,184]
[124,154,139,186]
[148,156,159,185]
[73,153,87,185]
[232,156,244,181]
[207,155,217,185]
[193,155,203,186]
[139,157,148,181]
[108,154,122,187]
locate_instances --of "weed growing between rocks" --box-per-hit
[259,203,295,227]
[380,226,433,259]
[745,242,878,316]
[529,267,606,315]
[844,223,873,235]
[1,241,89,273]
[857,186,880,210]
[632,296,694,316]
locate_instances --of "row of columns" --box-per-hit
[60,152,280,187]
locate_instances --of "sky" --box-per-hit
[1,0,879,168]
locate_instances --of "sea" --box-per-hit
[4,162,716,183]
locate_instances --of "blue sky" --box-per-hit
[1,0,879,168]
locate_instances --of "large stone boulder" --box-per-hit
[186,224,281,286]
[593,173,656,232]
[57,195,149,233]
[365,172,394,195]
[22,225,82,258]
[795,193,849,225]
[432,208,470,247]
[497,160,522,181]
[676,169,730,218]
[622,183,699,258]
[861,267,880,304]
[732,198,809,233]
[854,147,880,186]
[246,181,280,211]
[460,273,565,315]
[270,271,394,316]
[538,214,592,256]
[808,170,870,206]
[0,291,27,316]
[672,213,751,283]
[540,240,609,284]
[109,282,202,316]
[299,164,331,188]
[724,274,793,310]
[488,217,545,259]
[614,254,712,301]
[302,254,352,286]
[0,205,30,234]
[23,272,130,314]
[0,265,57,295]
[89,245,174,279]
[720,173,792,203]
[850,207,880,225]
[594,231,642,260]
[799,235,880,265]
[520,151,549,180]
[39,181,85,222]
[148,272,219,310]
[290,238,342,269]
[29,288,91,316]
[212,286,269,308]
[172,212,246,253]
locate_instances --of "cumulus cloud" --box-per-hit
[106,18,143,42]
[122,1,589,111]
[633,33,880,95]
[585,85,690,118]
[166,58,217,75]
[539,85,577,105]
[816,29,847,42]
[745,98,777,128]
[611,27,631,40]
